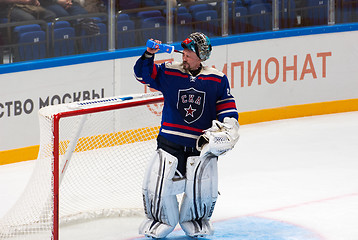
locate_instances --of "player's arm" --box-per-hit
[133,39,163,90]
[196,75,240,157]
[216,75,239,122]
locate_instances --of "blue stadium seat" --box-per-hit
[163,6,189,16]
[236,0,244,7]
[52,21,70,29]
[14,24,42,35]
[306,0,328,25]
[117,18,135,48]
[0,18,8,23]
[231,7,248,33]
[142,0,165,7]
[175,13,193,40]
[137,10,162,19]
[81,21,107,53]
[193,10,219,37]
[335,0,358,23]
[189,4,211,15]
[118,13,130,21]
[336,0,358,23]
[178,6,189,13]
[96,22,108,50]
[217,0,244,13]
[248,3,272,31]
[244,0,269,5]
[141,16,166,41]
[48,21,75,57]
[279,0,297,28]
[13,24,46,61]
[217,1,246,34]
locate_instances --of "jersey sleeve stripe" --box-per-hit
[216,102,237,112]
[217,109,239,116]
[151,64,158,79]
[134,75,146,84]
[134,74,143,81]
[217,97,235,103]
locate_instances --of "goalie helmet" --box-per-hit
[181,32,212,61]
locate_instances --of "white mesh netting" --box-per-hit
[0,93,163,239]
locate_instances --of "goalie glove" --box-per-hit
[196,117,240,157]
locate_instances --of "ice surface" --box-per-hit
[1,112,358,240]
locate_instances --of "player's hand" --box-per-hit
[22,0,38,5]
[58,0,72,9]
[147,39,161,54]
[64,0,72,9]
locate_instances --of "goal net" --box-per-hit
[0,92,164,240]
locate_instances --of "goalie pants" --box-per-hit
[157,135,200,177]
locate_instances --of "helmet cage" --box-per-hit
[181,32,212,61]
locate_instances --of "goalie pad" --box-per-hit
[139,149,186,238]
[139,219,174,239]
[197,117,240,157]
[179,154,218,237]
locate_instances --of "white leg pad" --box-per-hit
[139,219,175,239]
[179,155,218,237]
[139,149,186,238]
[180,219,214,237]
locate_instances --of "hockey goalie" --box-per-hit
[133,32,240,238]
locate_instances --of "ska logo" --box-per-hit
[177,88,205,124]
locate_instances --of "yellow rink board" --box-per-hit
[1,98,357,166]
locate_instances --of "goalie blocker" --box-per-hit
[139,117,239,238]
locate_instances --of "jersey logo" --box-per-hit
[177,87,205,124]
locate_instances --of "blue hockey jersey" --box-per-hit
[134,54,239,148]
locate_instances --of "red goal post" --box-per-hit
[0,92,164,240]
